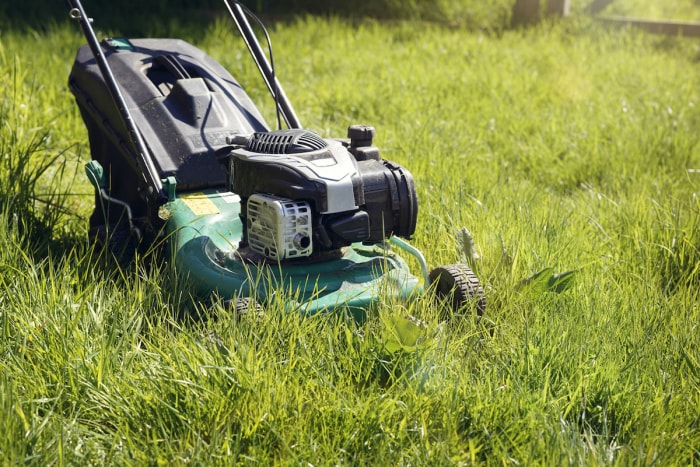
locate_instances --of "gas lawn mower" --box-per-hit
[67,0,486,317]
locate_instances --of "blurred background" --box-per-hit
[3,0,530,36]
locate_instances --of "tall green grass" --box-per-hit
[0,38,81,252]
[1,7,700,465]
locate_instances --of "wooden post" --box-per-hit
[512,0,570,27]
[511,0,540,27]
[598,17,700,37]
[547,0,570,17]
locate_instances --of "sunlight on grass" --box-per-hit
[1,5,700,464]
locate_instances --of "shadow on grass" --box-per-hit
[0,1,223,38]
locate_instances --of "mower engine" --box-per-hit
[222,126,418,261]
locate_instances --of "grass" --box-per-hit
[1,2,700,465]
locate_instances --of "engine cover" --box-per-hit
[229,131,359,214]
[222,128,417,258]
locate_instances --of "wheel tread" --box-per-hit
[428,263,486,315]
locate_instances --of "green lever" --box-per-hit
[85,160,106,191]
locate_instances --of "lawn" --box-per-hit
[0,0,699,464]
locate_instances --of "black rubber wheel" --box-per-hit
[223,297,263,317]
[429,264,486,316]
[89,223,138,266]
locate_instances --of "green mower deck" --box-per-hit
[164,189,423,317]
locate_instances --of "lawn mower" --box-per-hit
[66,0,486,318]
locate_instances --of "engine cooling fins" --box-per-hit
[246,129,328,154]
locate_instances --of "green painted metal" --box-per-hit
[85,160,105,190]
[104,37,134,50]
[162,176,177,202]
[163,189,423,317]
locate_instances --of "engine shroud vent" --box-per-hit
[247,129,327,154]
[247,193,313,260]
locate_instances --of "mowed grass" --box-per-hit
[1,5,700,465]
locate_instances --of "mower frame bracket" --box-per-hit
[389,236,429,284]
[162,176,177,201]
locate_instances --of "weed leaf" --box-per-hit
[382,315,424,353]
[519,267,554,290]
[519,268,576,294]
[547,270,576,293]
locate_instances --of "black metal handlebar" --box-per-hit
[67,0,165,204]
[224,0,302,130]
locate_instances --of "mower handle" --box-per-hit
[224,0,302,130]
[68,0,166,205]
